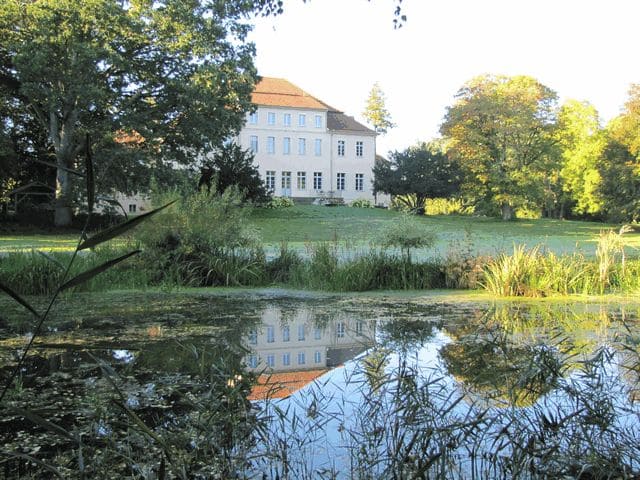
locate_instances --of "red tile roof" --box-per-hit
[249,368,330,400]
[252,77,332,110]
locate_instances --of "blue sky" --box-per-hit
[249,0,640,156]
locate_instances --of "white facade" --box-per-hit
[239,78,381,205]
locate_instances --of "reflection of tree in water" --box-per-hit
[379,317,438,354]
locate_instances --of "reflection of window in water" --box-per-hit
[248,354,258,368]
[298,324,305,341]
[336,322,345,338]
[356,320,364,336]
[282,325,290,342]
[298,352,306,365]
[267,325,275,343]
[283,353,290,366]
[314,327,322,340]
[267,354,275,368]
[249,329,257,345]
[314,351,322,364]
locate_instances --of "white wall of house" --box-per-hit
[239,106,382,205]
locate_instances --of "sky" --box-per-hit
[248,0,640,156]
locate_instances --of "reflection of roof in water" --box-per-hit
[249,369,330,400]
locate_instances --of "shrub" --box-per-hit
[378,214,436,263]
[267,196,294,209]
[350,198,373,208]
[267,243,303,284]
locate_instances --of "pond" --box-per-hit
[0,291,639,478]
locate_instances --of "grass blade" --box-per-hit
[0,282,40,318]
[0,450,65,479]
[8,407,76,441]
[85,134,94,214]
[78,200,176,250]
[59,250,141,291]
[36,250,65,270]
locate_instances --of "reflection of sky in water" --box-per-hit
[112,349,135,363]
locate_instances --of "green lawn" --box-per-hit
[250,205,640,258]
[1,206,638,258]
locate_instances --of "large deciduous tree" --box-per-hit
[599,85,640,222]
[440,75,559,220]
[0,0,262,226]
[555,99,605,217]
[373,142,461,211]
[363,82,396,135]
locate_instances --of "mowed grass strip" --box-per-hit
[251,206,640,257]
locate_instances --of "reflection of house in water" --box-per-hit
[245,305,375,399]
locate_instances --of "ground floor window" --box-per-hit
[297,171,306,190]
[355,173,364,191]
[336,172,345,190]
[313,172,323,190]
[265,171,276,192]
[282,171,291,190]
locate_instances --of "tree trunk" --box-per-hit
[501,203,514,221]
[54,166,73,227]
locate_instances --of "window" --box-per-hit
[128,204,137,213]
[314,327,322,340]
[313,172,323,190]
[336,172,345,191]
[297,171,306,190]
[248,329,257,345]
[250,135,258,153]
[247,354,258,368]
[337,140,345,156]
[281,171,291,190]
[297,352,306,365]
[315,115,322,128]
[298,324,305,341]
[298,114,306,127]
[283,137,291,155]
[314,138,322,156]
[249,112,258,124]
[355,173,364,191]
[267,325,275,343]
[282,325,290,342]
[298,138,306,155]
[282,353,290,366]
[314,351,322,364]
[336,322,345,338]
[267,112,276,125]
[284,113,291,126]
[356,320,364,336]
[356,141,364,157]
[266,354,275,368]
[267,136,275,154]
[265,171,276,192]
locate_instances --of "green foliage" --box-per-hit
[374,142,461,211]
[350,198,374,208]
[441,74,560,220]
[362,82,395,134]
[424,198,474,216]
[0,0,260,225]
[267,196,295,208]
[377,215,436,263]
[201,143,270,204]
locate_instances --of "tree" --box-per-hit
[598,85,640,222]
[363,82,396,135]
[199,143,269,204]
[373,142,461,211]
[555,100,605,216]
[0,0,262,226]
[440,75,560,220]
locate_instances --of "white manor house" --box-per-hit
[239,77,381,205]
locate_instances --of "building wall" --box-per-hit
[239,106,380,204]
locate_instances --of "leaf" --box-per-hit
[0,282,40,318]
[8,407,75,441]
[85,134,94,214]
[0,450,65,479]
[33,159,84,177]
[59,250,141,291]
[78,200,176,250]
